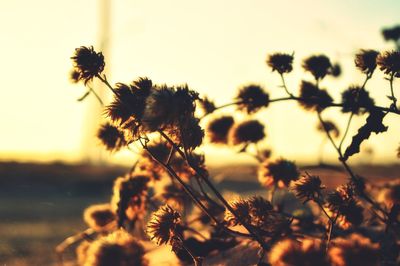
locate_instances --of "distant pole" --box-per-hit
[81,0,111,164]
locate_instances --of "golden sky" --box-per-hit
[1,0,400,165]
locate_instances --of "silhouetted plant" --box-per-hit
[59,25,400,265]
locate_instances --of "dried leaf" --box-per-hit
[343,110,388,160]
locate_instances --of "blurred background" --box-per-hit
[1,0,400,265]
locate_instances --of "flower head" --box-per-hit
[290,174,324,203]
[259,158,300,188]
[330,63,342,77]
[382,25,400,42]
[299,81,333,111]
[354,50,379,75]
[97,123,127,152]
[269,238,329,266]
[303,55,332,80]
[207,116,235,144]
[147,205,182,246]
[377,50,400,77]
[229,120,265,145]
[198,97,216,115]
[111,175,150,226]
[341,86,375,114]
[83,204,116,232]
[267,53,294,74]
[84,230,148,266]
[329,233,380,266]
[236,84,270,114]
[71,46,105,84]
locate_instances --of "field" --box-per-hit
[1,161,399,265]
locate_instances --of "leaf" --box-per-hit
[343,110,388,160]
[77,90,91,102]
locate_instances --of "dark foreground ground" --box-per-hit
[0,161,399,265]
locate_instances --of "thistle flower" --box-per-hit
[97,123,127,152]
[258,158,300,188]
[302,55,332,80]
[269,238,329,266]
[106,78,153,126]
[69,69,81,83]
[83,204,116,232]
[235,84,270,114]
[290,174,324,203]
[317,120,340,138]
[326,185,364,228]
[382,25,400,42]
[111,175,150,226]
[224,198,252,226]
[147,205,182,246]
[71,46,105,84]
[329,233,380,266]
[84,230,148,266]
[299,81,333,111]
[266,53,294,74]
[229,120,265,145]
[169,116,204,150]
[207,116,235,144]
[198,97,216,115]
[376,50,400,77]
[354,49,379,75]
[341,86,375,114]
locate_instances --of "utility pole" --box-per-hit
[81,0,111,164]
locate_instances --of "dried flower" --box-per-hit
[236,84,270,114]
[106,78,153,126]
[111,175,150,226]
[169,117,204,150]
[267,53,294,74]
[229,120,265,145]
[207,116,235,144]
[71,46,105,84]
[290,174,324,203]
[147,205,182,245]
[317,120,340,138]
[341,86,375,114]
[84,230,147,266]
[330,63,342,77]
[382,25,400,42]
[329,233,380,266]
[224,198,252,226]
[198,97,216,115]
[299,81,333,111]
[302,55,332,80]
[83,204,116,232]
[376,50,400,77]
[269,238,329,266]
[70,69,81,83]
[97,123,127,152]
[354,50,379,75]
[259,158,300,188]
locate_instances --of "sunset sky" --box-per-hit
[1,0,400,165]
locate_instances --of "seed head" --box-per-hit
[97,123,127,152]
[302,55,332,80]
[299,81,333,111]
[341,86,375,114]
[71,46,105,84]
[329,233,379,266]
[229,120,265,145]
[83,204,116,232]
[354,50,379,75]
[147,205,182,246]
[207,116,235,144]
[198,97,216,115]
[84,230,147,266]
[267,53,294,74]
[382,25,400,42]
[377,50,400,78]
[236,84,270,114]
[258,158,300,188]
[290,174,324,203]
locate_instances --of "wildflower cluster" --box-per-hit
[61,35,400,265]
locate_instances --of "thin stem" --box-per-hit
[280,73,294,97]
[96,74,118,95]
[88,87,104,106]
[200,101,243,119]
[389,74,397,111]
[338,113,354,152]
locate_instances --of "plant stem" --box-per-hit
[338,113,354,152]
[280,73,294,97]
